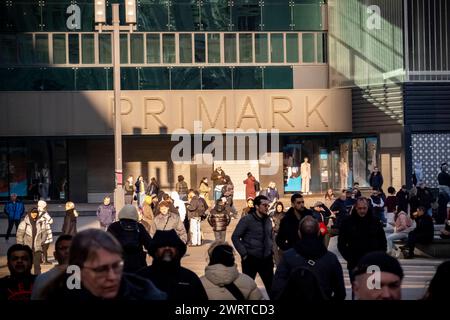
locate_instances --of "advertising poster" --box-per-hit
[8,147,28,197]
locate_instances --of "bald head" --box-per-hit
[298,216,320,239]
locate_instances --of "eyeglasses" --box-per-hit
[83,260,124,277]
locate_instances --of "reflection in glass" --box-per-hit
[82,34,95,64]
[286,34,299,63]
[99,34,112,64]
[53,34,66,64]
[36,34,49,64]
[255,33,268,63]
[224,34,236,63]
[195,34,206,63]
[68,34,79,64]
[146,34,160,63]
[302,33,315,63]
[179,34,193,63]
[17,34,34,64]
[130,34,145,64]
[120,34,129,64]
[202,67,232,89]
[207,34,221,63]
[270,33,284,63]
[163,34,175,63]
[239,33,253,63]
[170,67,201,89]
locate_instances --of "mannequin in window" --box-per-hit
[339,158,349,190]
[40,164,50,201]
[300,157,312,194]
[30,163,41,201]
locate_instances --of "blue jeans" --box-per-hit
[386,232,408,252]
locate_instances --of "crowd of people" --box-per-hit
[1,165,449,302]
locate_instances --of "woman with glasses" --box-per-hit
[49,229,166,300]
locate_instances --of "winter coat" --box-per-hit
[416,187,434,210]
[0,274,37,301]
[260,188,280,203]
[39,211,53,244]
[140,202,154,234]
[150,212,187,243]
[369,172,383,189]
[394,212,413,233]
[138,261,208,301]
[107,219,153,273]
[329,198,348,229]
[175,181,189,198]
[211,169,226,187]
[147,182,159,196]
[96,204,116,227]
[396,190,409,212]
[337,207,387,271]
[186,196,206,219]
[61,209,77,236]
[16,214,50,252]
[221,182,234,199]
[200,264,263,300]
[135,180,148,195]
[208,205,231,232]
[411,214,434,243]
[385,196,398,213]
[199,182,211,206]
[232,211,273,259]
[4,200,25,221]
[271,211,285,235]
[272,238,346,301]
[243,177,256,199]
[276,207,313,251]
[50,273,166,301]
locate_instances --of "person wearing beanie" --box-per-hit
[352,251,404,300]
[37,200,53,265]
[138,230,208,301]
[61,202,78,236]
[150,200,187,243]
[200,241,263,300]
[208,199,231,242]
[107,205,153,273]
[96,196,116,231]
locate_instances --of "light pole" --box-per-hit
[94,1,136,212]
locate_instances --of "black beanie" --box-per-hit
[353,251,404,279]
[209,245,235,267]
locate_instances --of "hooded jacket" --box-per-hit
[200,264,263,300]
[150,211,187,243]
[208,204,231,232]
[186,195,206,219]
[272,237,346,300]
[16,213,50,252]
[4,200,25,221]
[96,204,116,227]
[276,207,313,251]
[337,207,387,271]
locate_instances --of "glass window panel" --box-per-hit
[179,34,192,63]
[239,33,253,63]
[255,33,268,63]
[224,34,236,63]
[317,33,327,63]
[81,34,94,64]
[0,34,17,64]
[120,34,129,64]
[262,4,290,31]
[130,34,144,64]
[138,2,169,31]
[200,1,230,31]
[35,34,49,64]
[68,34,79,64]
[53,34,66,64]
[233,67,262,89]
[270,33,284,63]
[0,68,42,91]
[169,2,199,31]
[17,34,34,64]
[263,66,293,89]
[232,1,261,31]
[140,67,170,90]
[194,34,205,63]
[43,1,72,31]
[202,67,232,89]
[286,34,299,63]
[207,33,220,63]
[146,34,160,63]
[121,67,139,90]
[77,2,95,32]
[302,33,315,63]
[43,68,75,90]
[76,68,112,90]
[99,34,112,64]
[170,67,201,90]
[292,4,322,31]
[162,34,175,63]
[10,3,41,32]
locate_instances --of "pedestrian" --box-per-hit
[352,182,362,198]
[186,189,206,246]
[170,191,186,220]
[276,193,312,251]
[0,244,36,301]
[50,229,166,300]
[422,260,450,300]
[232,195,273,295]
[271,201,285,265]
[260,182,280,210]
[272,216,346,301]
[31,234,73,300]
[416,181,434,216]
[337,197,387,291]
[140,194,155,234]
[243,172,257,200]
[107,205,153,273]
[369,167,384,190]
[221,175,237,218]
[400,206,434,259]
[396,185,409,214]
[200,241,263,300]
[329,190,349,236]
[386,209,413,257]
[324,188,335,209]
[211,166,227,201]
[124,175,136,204]
[370,188,386,225]
[62,201,78,236]
[199,177,211,207]
[208,199,231,242]
[135,175,147,208]
[385,187,398,227]
[352,251,403,300]
[175,175,189,201]
[147,177,160,196]
[138,230,208,301]
[37,200,53,265]
[3,193,25,241]
[241,197,254,218]
[96,196,116,231]
[150,200,187,243]
[310,201,332,247]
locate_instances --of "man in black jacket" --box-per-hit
[276,193,312,251]
[272,216,346,300]
[401,206,434,259]
[396,185,409,213]
[138,230,208,301]
[338,197,387,283]
[232,195,273,294]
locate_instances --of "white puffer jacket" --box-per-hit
[200,264,263,300]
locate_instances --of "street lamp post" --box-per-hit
[95,1,136,213]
